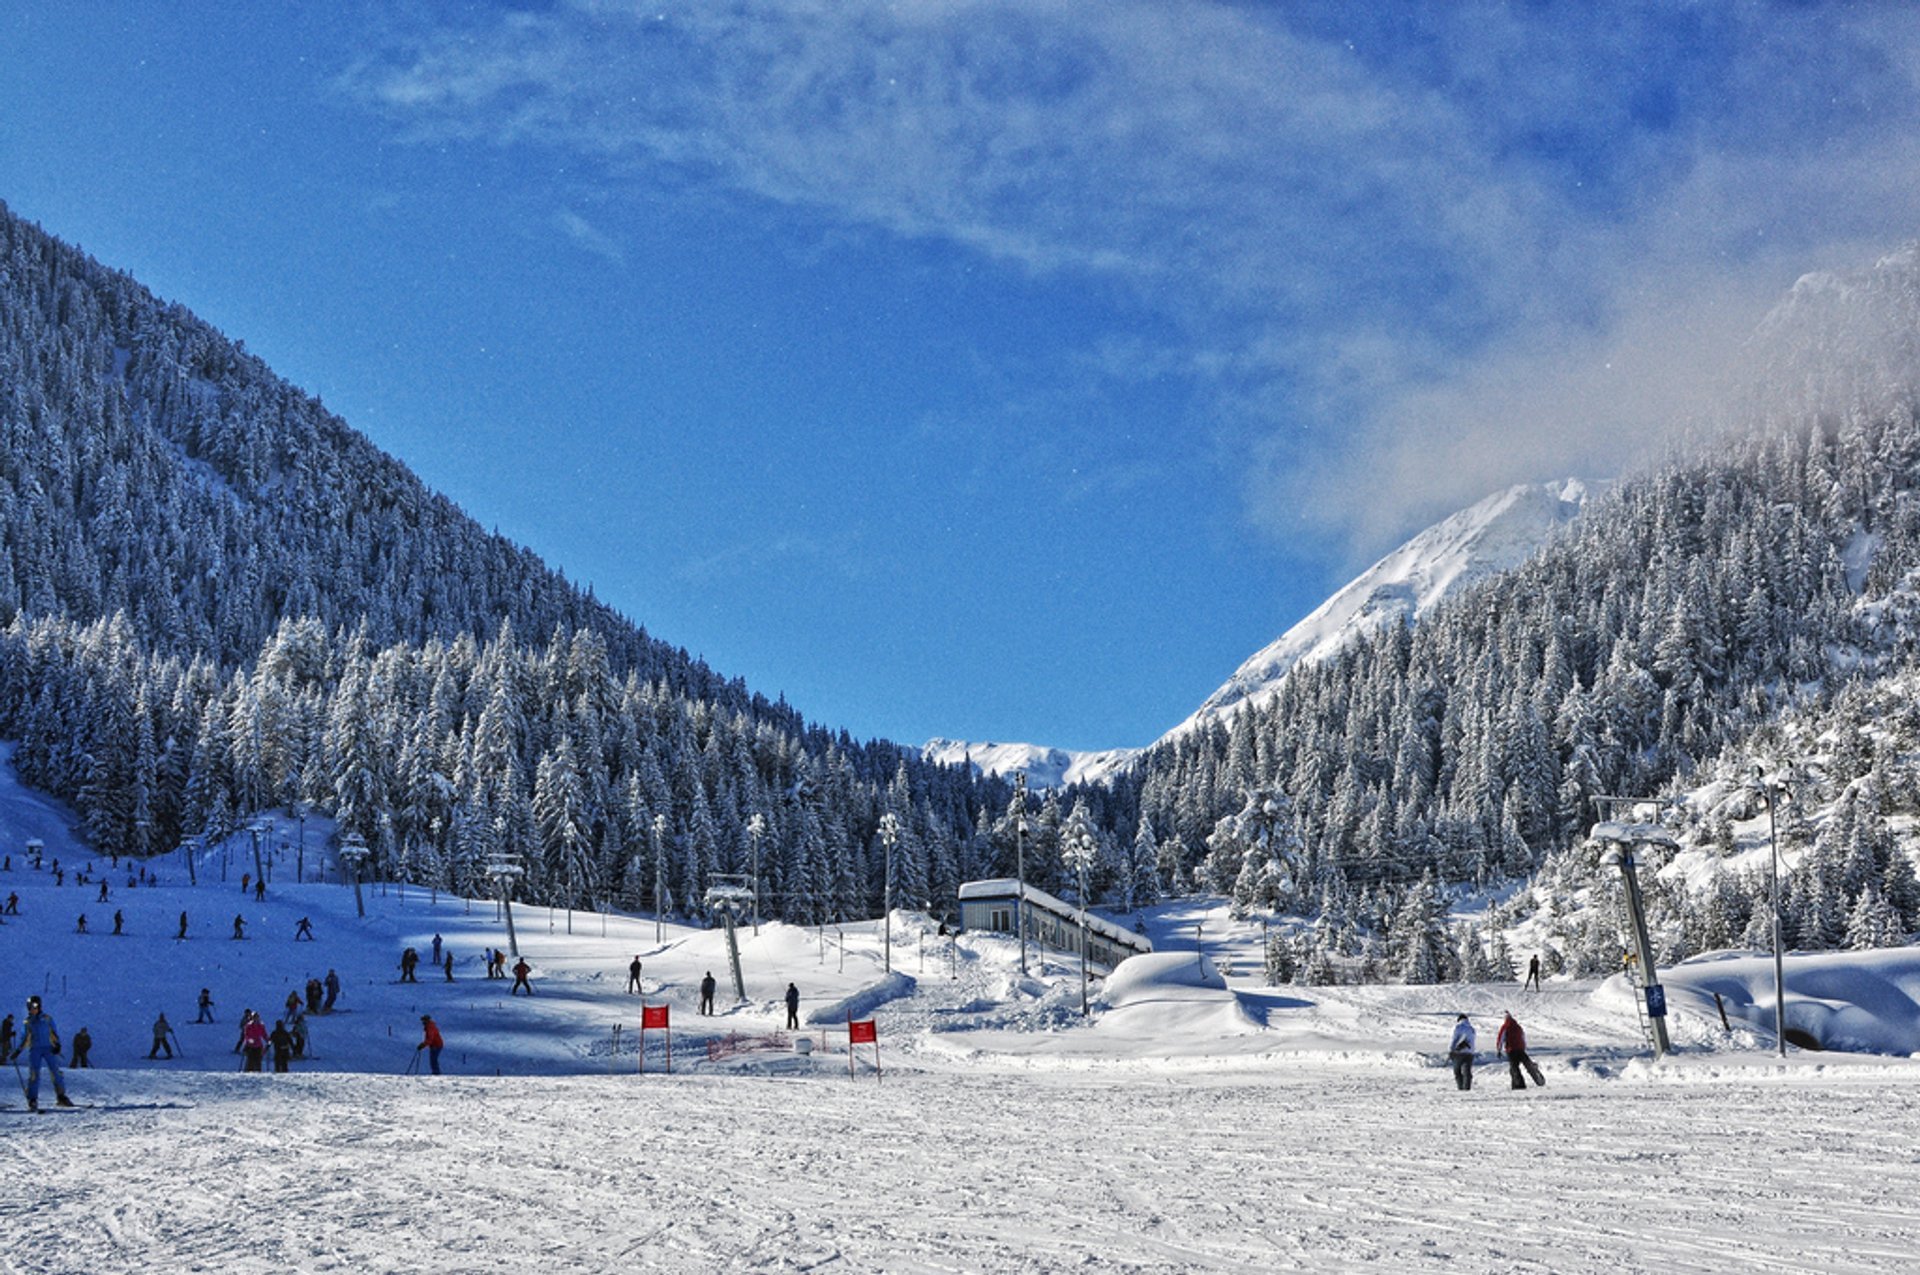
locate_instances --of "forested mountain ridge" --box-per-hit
[0,201,1034,921]
[1120,245,1920,979]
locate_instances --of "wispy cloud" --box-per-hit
[552,208,625,265]
[342,1,1920,557]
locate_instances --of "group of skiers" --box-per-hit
[1447,1011,1545,1091]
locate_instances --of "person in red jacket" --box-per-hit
[416,1015,444,1075]
[1496,1011,1544,1090]
[237,1010,268,1073]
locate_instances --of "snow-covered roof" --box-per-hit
[957,877,1152,953]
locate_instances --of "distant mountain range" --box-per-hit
[926,478,1592,785]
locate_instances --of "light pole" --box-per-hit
[249,822,268,887]
[1062,812,1097,1017]
[878,813,900,975]
[1752,769,1792,1057]
[748,812,767,936]
[1014,771,1029,976]
[339,835,370,919]
[293,802,306,883]
[182,833,198,887]
[652,813,669,944]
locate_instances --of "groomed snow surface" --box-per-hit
[4,762,1920,1272]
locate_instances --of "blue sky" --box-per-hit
[6,3,1920,751]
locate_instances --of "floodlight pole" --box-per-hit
[878,814,899,975]
[1755,770,1791,1057]
[748,813,766,936]
[1015,771,1029,976]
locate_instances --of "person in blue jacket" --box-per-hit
[12,995,75,1111]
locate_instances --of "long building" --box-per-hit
[956,877,1153,969]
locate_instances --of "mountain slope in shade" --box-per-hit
[921,738,1140,788]
[1159,478,1593,744]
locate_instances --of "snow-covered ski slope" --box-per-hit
[5,749,1920,1272]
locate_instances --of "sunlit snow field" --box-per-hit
[4,758,1920,1272]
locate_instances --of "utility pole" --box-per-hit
[878,813,900,975]
[1751,769,1793,1057]
[1063,811,1097,1017]
[748,812,767,936]
[1014,771,1029,976]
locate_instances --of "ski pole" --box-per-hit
[9,1053,27,1103]
[404,1048,421,1076]
[169,1029,186,1060]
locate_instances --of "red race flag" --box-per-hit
[848,1018,877,1044]
[641,1005,670,1029]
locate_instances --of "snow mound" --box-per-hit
[1614,947,1920,1056]
[1101,952,1228,1005]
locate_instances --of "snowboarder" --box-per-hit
[69,1026,92,1068]
[431,933,443,966]
[699,971,716,1016]
[323,969,341,1011]
[294,917,314,941]
[627,956,644,994]
[112,909,124,936]
[785,982,800,1029]
[196,988,215,1023]
[416,1015,444,1075]
[149,1013,174,1059]
[511,958,533,996]
[1525,955,1542,992]
[232,914,246,941]
[1496,1011,1544,1090]
[237,1011,267,1072]
[269,1020,293,1073]
[177,910,189,940]
[1448,1014,1476,1091]
[13,995,75,1110]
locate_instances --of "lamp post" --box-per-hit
[1014,771,1029,976]
[1062,811,1097,1018]
[339,835,370,919]
[294,802,306,884]
[878,813,900,975]
[249,822,268,888]
[652,813,669,944]
[1752,769,1792,1057]
[747,812,767,936]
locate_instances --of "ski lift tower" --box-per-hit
[338,834,371,919]
[1590,797,1677,1060]
[704,874,755,1003]
[486,852,525,959]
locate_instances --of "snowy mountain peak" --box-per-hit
[921,738,1139,788]
[1159,478,1592,745]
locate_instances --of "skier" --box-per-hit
[241,872,250,896]
[13,995,75,1110]
[511,958,533,996]
[416,1015,444,1075]
[253,877,266,902]
[785,982,800,1030]
[177,910,189,940]
[237,1011,267,1072]
[97,880,108,903]
[294,917,315,941]
[443,951,455,982]
[0,1013,13,1058]
[232,914,246,941]
[75,913,88,934]
[69,1026,93,1068]
[323,969,341,1011]
[431,933,443,966]
[399,947,419,983]
[196,988,215,1024]
[290,1013,310,1061]
[285,991,302,1022]
[5,892,17,914]
[1525,954,1542,992]
[1496,1011,1544,1090]
[1448,1014,1476,1091]
[627,956,644,994]
[305,978,323,1014]
[149,1013,174,1059]
[112,909,124,936]
[269,1020,294,1073]
[699,971,716,1016]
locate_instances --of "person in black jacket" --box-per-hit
[785,983,801,1030]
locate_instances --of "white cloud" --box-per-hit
[343,2,1920,558]
[553,208,625,265]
